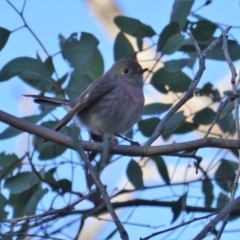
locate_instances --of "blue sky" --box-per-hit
[1,0,240,239]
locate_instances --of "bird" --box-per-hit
[25,59,148,143]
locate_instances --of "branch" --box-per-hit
[194,195,240,239]
[141,212,217,240]
[215,26,239,239]
[2,110,240,156]
[73,137,129,240]
[144,26,232,146]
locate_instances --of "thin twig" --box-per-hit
[1,190,95,224]
[73,137,129,240]
[194,195,240,239]
[215,27,239,240]
[141,212,217,240]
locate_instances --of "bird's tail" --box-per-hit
[24,95,71,106]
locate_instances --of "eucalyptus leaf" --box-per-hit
[114,16,155,39]
[180,38,240,61]
[193,108,215,125]
[190,20,217,42]
[0,193,8,219]
[217,192,229,209]
[60,32,99,68]
[171,192,187,223]
[151,156,170,184]
[22,187,48,215]
[143,103,172,115]
[66,47,104,99]
[162,111,185,135]
[202,176,214,208]
[0,57,55,91]
[0,153,21,180]
[138,117,160,137]
[215,159,236,192]
[161,34,185,55]
[114,32,135,61]
[157,22,180,52]
[4,172,39,194]
[0,27,11,51]
[151,68,191,93]
[164,59,189,72]
[126,159,144,189]
[170,0,194,30]
[33,121,68,160]
[217,112,236,135]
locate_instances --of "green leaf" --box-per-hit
[9,183,46,217]
[114,32,135,61]
[215,159,236,192]
[38,143,67,160]
[44,56,55,76]
[162,111,185,135]
[170,0,194,30]
[143,103,172,115]
[151,68,191,94]
[157,22,180,52]
[231,149,239,158]
[136,37,143,51]
[0,27,11,51]
[161,34,185,55]
[22,187,48,215]
[57,73,68,86]
[33,121,67,160]
[180,38,240,61]
[190,20,217,42]
[217,192,229,209]
[151,156,170,184]
[4,172,39,194]
[57,179,72,192]
[186,52,197,69]
[219,101,234,119]
[138,117,160,137]
[0,57,55,91]
[164,59,189,72]
[126,159,144,189]
[0,193,8,219]
[44,167,58,186]
[60,32,99,68]
[195,82,220,102]
[0,153,21,180]
[66,47,104,99]
[174,121,198,134]
[44,168,72,193]
[217,112,236,135]
[202,176,214,208]
[114,16,155,39]
[171,192,187,223]
[193,108,216,125]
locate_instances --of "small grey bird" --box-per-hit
[25,59,148,140]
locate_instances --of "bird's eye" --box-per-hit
[122,68,129,74]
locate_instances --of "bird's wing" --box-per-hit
[53,79,116,132]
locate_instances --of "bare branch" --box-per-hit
[215,26,239,239]
[2,110,240,157]
[194,195,240,239]
[73,139,129,240]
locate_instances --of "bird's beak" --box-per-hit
[138,68,148,74]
